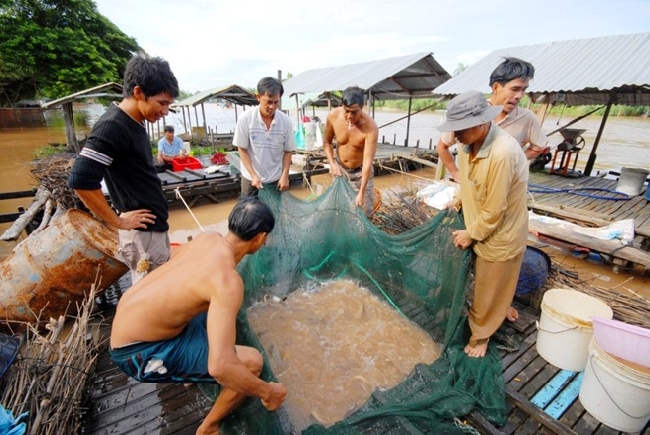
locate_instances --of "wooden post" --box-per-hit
[201,103,207,137]
[405,96,412,147]
[181,107,188,134]
[62,102,79,152]
[584,93,614,176]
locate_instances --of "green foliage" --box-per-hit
[33,143,67,159]
[374,98,444,112]
[543,103,650,117]
[0,0,141,106]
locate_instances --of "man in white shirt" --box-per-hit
[233,77,296,196]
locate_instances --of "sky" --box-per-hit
[93,0,650,94]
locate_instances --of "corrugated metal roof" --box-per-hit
[175,84,258,107]
[40,82,123,108]
[433,32,650,106]
[283,52,451,100]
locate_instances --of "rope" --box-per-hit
[352,259,405,317]
[174,187,205,232]
[377,161,434,181]
[528,184,630,201]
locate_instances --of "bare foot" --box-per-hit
[464,339,489,358]
[506,306,519,322]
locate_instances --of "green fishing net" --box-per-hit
[207,177,507,434]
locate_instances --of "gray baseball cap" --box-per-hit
[437,91,502,132]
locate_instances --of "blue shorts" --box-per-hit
[109,313,217,384]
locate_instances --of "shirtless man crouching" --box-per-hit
[109,196,287,434]
[323,86,379,216]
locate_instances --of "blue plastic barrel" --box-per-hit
[516,246,551,296]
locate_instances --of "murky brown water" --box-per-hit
[247,279,440,433]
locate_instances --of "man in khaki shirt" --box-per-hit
[437,57,548,182]
[440,91,529,358]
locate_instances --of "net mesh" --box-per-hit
[205,177,507,434]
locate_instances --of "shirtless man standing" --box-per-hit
[109,197,287,434]
[323,86,379,216]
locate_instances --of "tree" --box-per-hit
[0,0,141,106]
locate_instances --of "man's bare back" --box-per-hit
[110,231,239,348]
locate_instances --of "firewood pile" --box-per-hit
[1,154,78,242]
[369,186,439,234]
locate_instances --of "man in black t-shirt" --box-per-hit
[68,53,179,284]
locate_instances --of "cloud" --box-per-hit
[93,0,650,93]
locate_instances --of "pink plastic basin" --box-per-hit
[591,316,650,368]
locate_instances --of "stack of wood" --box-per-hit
[0,286,103,435]
[370,186,439,234]
[1,154,78,242]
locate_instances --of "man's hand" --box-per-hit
[329,163,342,177]
[261,382,287,411]
[119,209,156,230]
[443,198,461,212]
[355,191,364,209]
[251,174,263,189]
[452,230,473,249]
[277,176,290,191]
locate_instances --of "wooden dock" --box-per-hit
[525,171,650,270]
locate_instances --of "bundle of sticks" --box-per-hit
[0,285,103,435]
[1,154,78,242]
[370,186,439,234]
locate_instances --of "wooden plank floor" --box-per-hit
[526,171,650,269]
[527,171,650,240]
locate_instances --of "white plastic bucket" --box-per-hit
[536,288,612,372]
[615,167,649,196]
[579,338,650,432]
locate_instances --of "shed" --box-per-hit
[173,84,258,138]
[283,52,451,145]
[41,82,123,152]
[432,31,650,174]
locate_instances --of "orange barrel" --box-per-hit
[0,209,128,324]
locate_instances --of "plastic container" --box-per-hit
[591,316,650,368]
[515,246,551,296]
[171,156,202,172]
[536,288,613,372]
[579,338,650,432]
[615,167,649,196]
